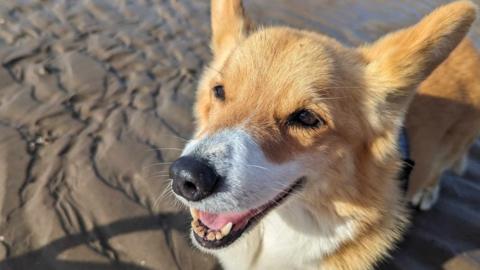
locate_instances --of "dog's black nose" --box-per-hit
[169,156,219,201]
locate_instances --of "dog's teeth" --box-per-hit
[192,222,206,237]
[192,219,199,228]
[207,232,216,241]
[220,222,233,236]
[195,229,205,237]
[191,217,232,241]
[196,228,206,238]
[190,208,199,219]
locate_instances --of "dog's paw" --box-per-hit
[410,184,440,211]
[451,154,468,176]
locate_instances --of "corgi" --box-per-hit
[168,0,480,269]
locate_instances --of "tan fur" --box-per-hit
[192,1,479,269]
[406,39,480,200]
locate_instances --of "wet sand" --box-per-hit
[0,0,478,269]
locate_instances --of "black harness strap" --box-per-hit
[398,128,415,192]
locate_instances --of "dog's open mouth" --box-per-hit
[189,178,304,249]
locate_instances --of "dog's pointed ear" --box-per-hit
[359,0,476,130]
[211,0,253,57]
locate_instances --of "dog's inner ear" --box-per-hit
[211,0,253,59]
[359,0,476,132]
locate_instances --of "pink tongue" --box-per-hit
[199,210,252,231]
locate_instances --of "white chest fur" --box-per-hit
[215,209,357,270]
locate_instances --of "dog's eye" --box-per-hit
[288,109,323,128]
[213,85,225,101]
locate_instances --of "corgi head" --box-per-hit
[169,0,476,255]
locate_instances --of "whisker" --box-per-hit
[145,162,174,168]
[152,181,186,211]
[162,134,189,142]
[150,170,169,173]
[148,147,184,152]
[150,174,171,178]
[245,164,271,171]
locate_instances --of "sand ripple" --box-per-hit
[0,0,478,269]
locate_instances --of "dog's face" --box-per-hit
[169,0,476,251]
[181,29,369,249]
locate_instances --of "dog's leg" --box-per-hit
[410,181,440,211]
[451,153,468,176]
[406,144,441,211]
[409,169,443,211]
[410,146,471,210]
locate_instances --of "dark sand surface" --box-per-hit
[0,0,478,269]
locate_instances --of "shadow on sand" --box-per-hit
[0,212,190,270]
